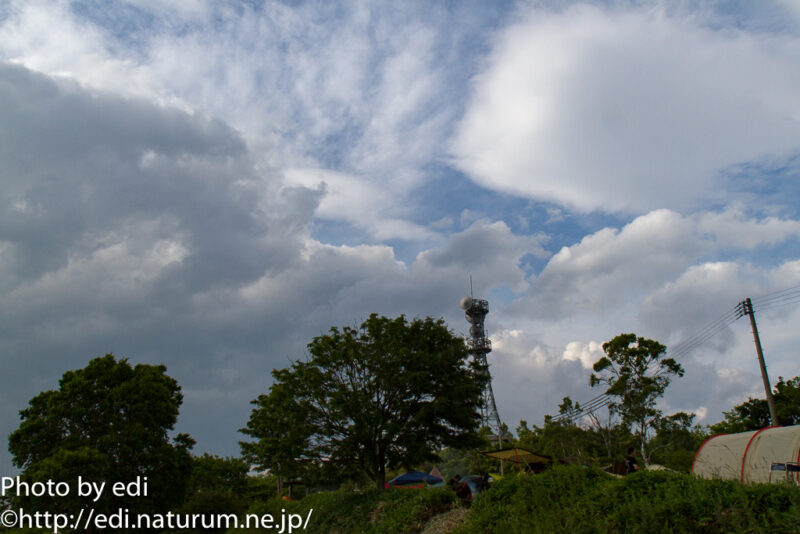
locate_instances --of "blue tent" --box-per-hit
[386,470,444,488]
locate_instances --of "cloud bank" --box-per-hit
[452,4,800,213]
[2,1,800,473]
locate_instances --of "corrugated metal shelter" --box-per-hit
[692,425,800,484]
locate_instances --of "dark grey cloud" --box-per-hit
[0,64,543,473]
[0,63,321,471]
[4,0,797,474]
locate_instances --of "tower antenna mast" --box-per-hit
[460,286,504,445]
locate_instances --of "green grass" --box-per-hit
[228,486,456,533]
[224,466,800,533]
[454,465,800,534]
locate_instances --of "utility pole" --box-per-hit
[737,298,779,427]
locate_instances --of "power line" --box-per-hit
[551,397,612,423]
[552,304,740,423]
[550,280,800,424]
[667,311,738,361]
[743,282,800,315]
[550,391,610,422]
[753,294,800,313]
[751,283,800,304]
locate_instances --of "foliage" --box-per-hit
[187,454,250,496]
[590,333,683,463]
[227,487,456,534]
[168,455,255,533]
[434,430,510,481]
[174,490,249,534]
[711,375,800,433]
[516,414,702,473]
[7,354,194,519]
[239,378,317,485]
[222,466,800,534]
[648,412,709,472]
[517,419,606,465]
[241,474,278,504]
[241,314,486,489]
[437,447,473,480]
[585,406,630,463]
[454,465,800,534]
[520,396,633,467]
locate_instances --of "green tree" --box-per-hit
[437,446,473,480]
[711,375,800,433]
[8,354,194,524]
[175,454,255,534]
[240,314,486,490]
[585,406,629,464]
[590,333,683,464]
[187,454,250,496]
[647,412,709,472]
[521,398,596,463]
[516,417,622,466]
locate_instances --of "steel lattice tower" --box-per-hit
[460,295,504,442]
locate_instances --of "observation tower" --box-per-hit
[460,294,504,442]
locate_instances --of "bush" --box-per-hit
[455,465,800,534]
[228,487,456,533]
[221,466,800,533]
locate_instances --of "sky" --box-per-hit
[1,0,800,472]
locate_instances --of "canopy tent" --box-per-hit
[481,447,553,465]
[385,470,444,488]
[482,447,553,473]
[692,425,800,484]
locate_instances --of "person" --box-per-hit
[625,446,640,474]
[477,472,490,492]
[448,475,473,507]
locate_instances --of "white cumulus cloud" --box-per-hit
[451,4,800,213]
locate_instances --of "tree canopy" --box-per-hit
[711,375,800,433]
[177,454,255,533]
[8,354,194,518]
[590,333,683,464]
[240,314,486,489]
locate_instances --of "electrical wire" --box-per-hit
[551,305,740,422]
[748,283,800,314]
[753,294,800,313]
[751,284,800,305]
[550,280,800,423]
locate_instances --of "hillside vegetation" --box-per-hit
[231,466,800,534]
[228,487,457,533]
[455,466,800,534]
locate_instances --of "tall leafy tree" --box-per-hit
[590,333,683,464]
[241,314,486,490]
[8,354,194,522]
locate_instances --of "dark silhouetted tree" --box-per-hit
[8,354,193,526]
[241,314,486,490]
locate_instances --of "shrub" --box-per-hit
[455,465,800,534]
[228,487,455,533]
